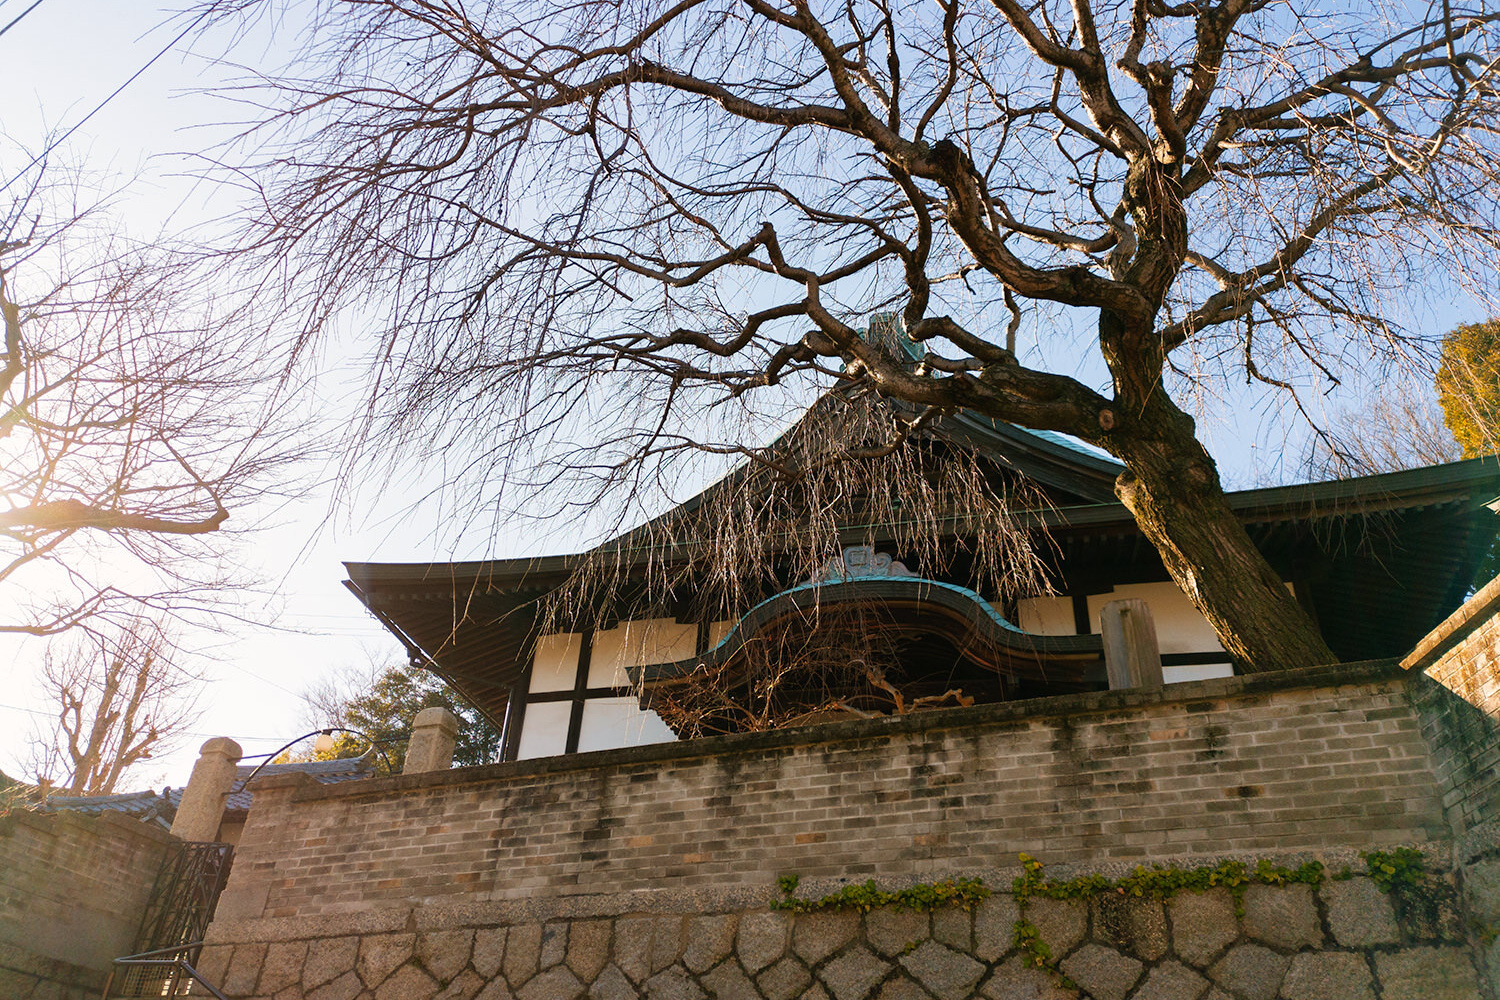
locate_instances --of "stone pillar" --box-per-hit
[404,707,460,774]
[1100,598,1164,691]
[169,736,242,843]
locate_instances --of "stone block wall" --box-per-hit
[1459,827,1500,995]
[215,660,1445,924]
[0,807,171,998]
[1405,574,1500,836]
[197,855,1485,1000]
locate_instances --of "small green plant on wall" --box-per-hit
[1009,852,1326,972]
[773,846,1435,985]
[772,873,990,913]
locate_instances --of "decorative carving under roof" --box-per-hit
[810,546,914,584]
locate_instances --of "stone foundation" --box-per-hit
[194,587,1500,998]
[198,848,1486,1000]
[214,660,1449,925]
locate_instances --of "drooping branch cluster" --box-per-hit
[0,177,306,638]
[193,0,1500,670]
[537,387,1056,634]
[648,600,978,738]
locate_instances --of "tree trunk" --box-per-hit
[1109,398,1336,673]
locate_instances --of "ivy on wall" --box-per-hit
[771,873,991,913]
[773,847,1440,983]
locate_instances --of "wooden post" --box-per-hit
[1100,599,1164,691]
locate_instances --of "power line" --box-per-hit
[1,704,306,740]
[0,11,207,195]
[0,0,45,39]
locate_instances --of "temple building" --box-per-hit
[346,404,1500,763]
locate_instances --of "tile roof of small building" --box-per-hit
[40,752,378,827]
[37,788,176,826]
[218,753,377,813]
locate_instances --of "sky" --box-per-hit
[0,2,416,781]
[0,0,1488,789]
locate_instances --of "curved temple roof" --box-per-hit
[632,559,1104,690]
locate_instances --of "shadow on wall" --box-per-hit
[0,808,172,998]
[1404,573,1500,838]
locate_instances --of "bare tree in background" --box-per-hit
[0,164,304,638]
[1305,389,1462,477]
[31,620,199,795]
[201,0,1500,671]
[1304,316,1500,478]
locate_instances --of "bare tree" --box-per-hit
[0,164,304,638]
[31,620,200,795]
[1305,387,1462,477]
[200,0,1500,671]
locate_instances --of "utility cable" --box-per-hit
[0,0,46,39]
[0,10,207,195]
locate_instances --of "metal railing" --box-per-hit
[132,841,234,959]
[112,839,233,996]
[102,942,226,998]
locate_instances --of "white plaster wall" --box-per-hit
[519,620,689,759]
[1163,663,1235,683]
[1015,596,1076,636]
[530,633,583,692]
[516,702,571,759]
[1088,581,1240,681]
[1089,581,1224,654]
[578,697,678,753]
[708,620,734,648]
[520,591,1250,761]
[589,619,699,687]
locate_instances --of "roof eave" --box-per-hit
[344,458,1500,594]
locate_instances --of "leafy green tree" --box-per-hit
[1437,321,1500,460]
[304,661,500,773]
[1435,320,1500,587]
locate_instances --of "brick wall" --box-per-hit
[0,807,171,997]
[1405,574,1500,836]
[215,660,1446,924]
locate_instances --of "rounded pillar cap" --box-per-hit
[197,736,244,762]
[413,706,460,732]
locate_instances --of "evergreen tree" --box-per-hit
[1437,321,1500,460]
[305,663,500,772]
[1437,320,1500,587]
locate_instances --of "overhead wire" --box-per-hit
[0,9,209,195]
[0,0,45,39]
